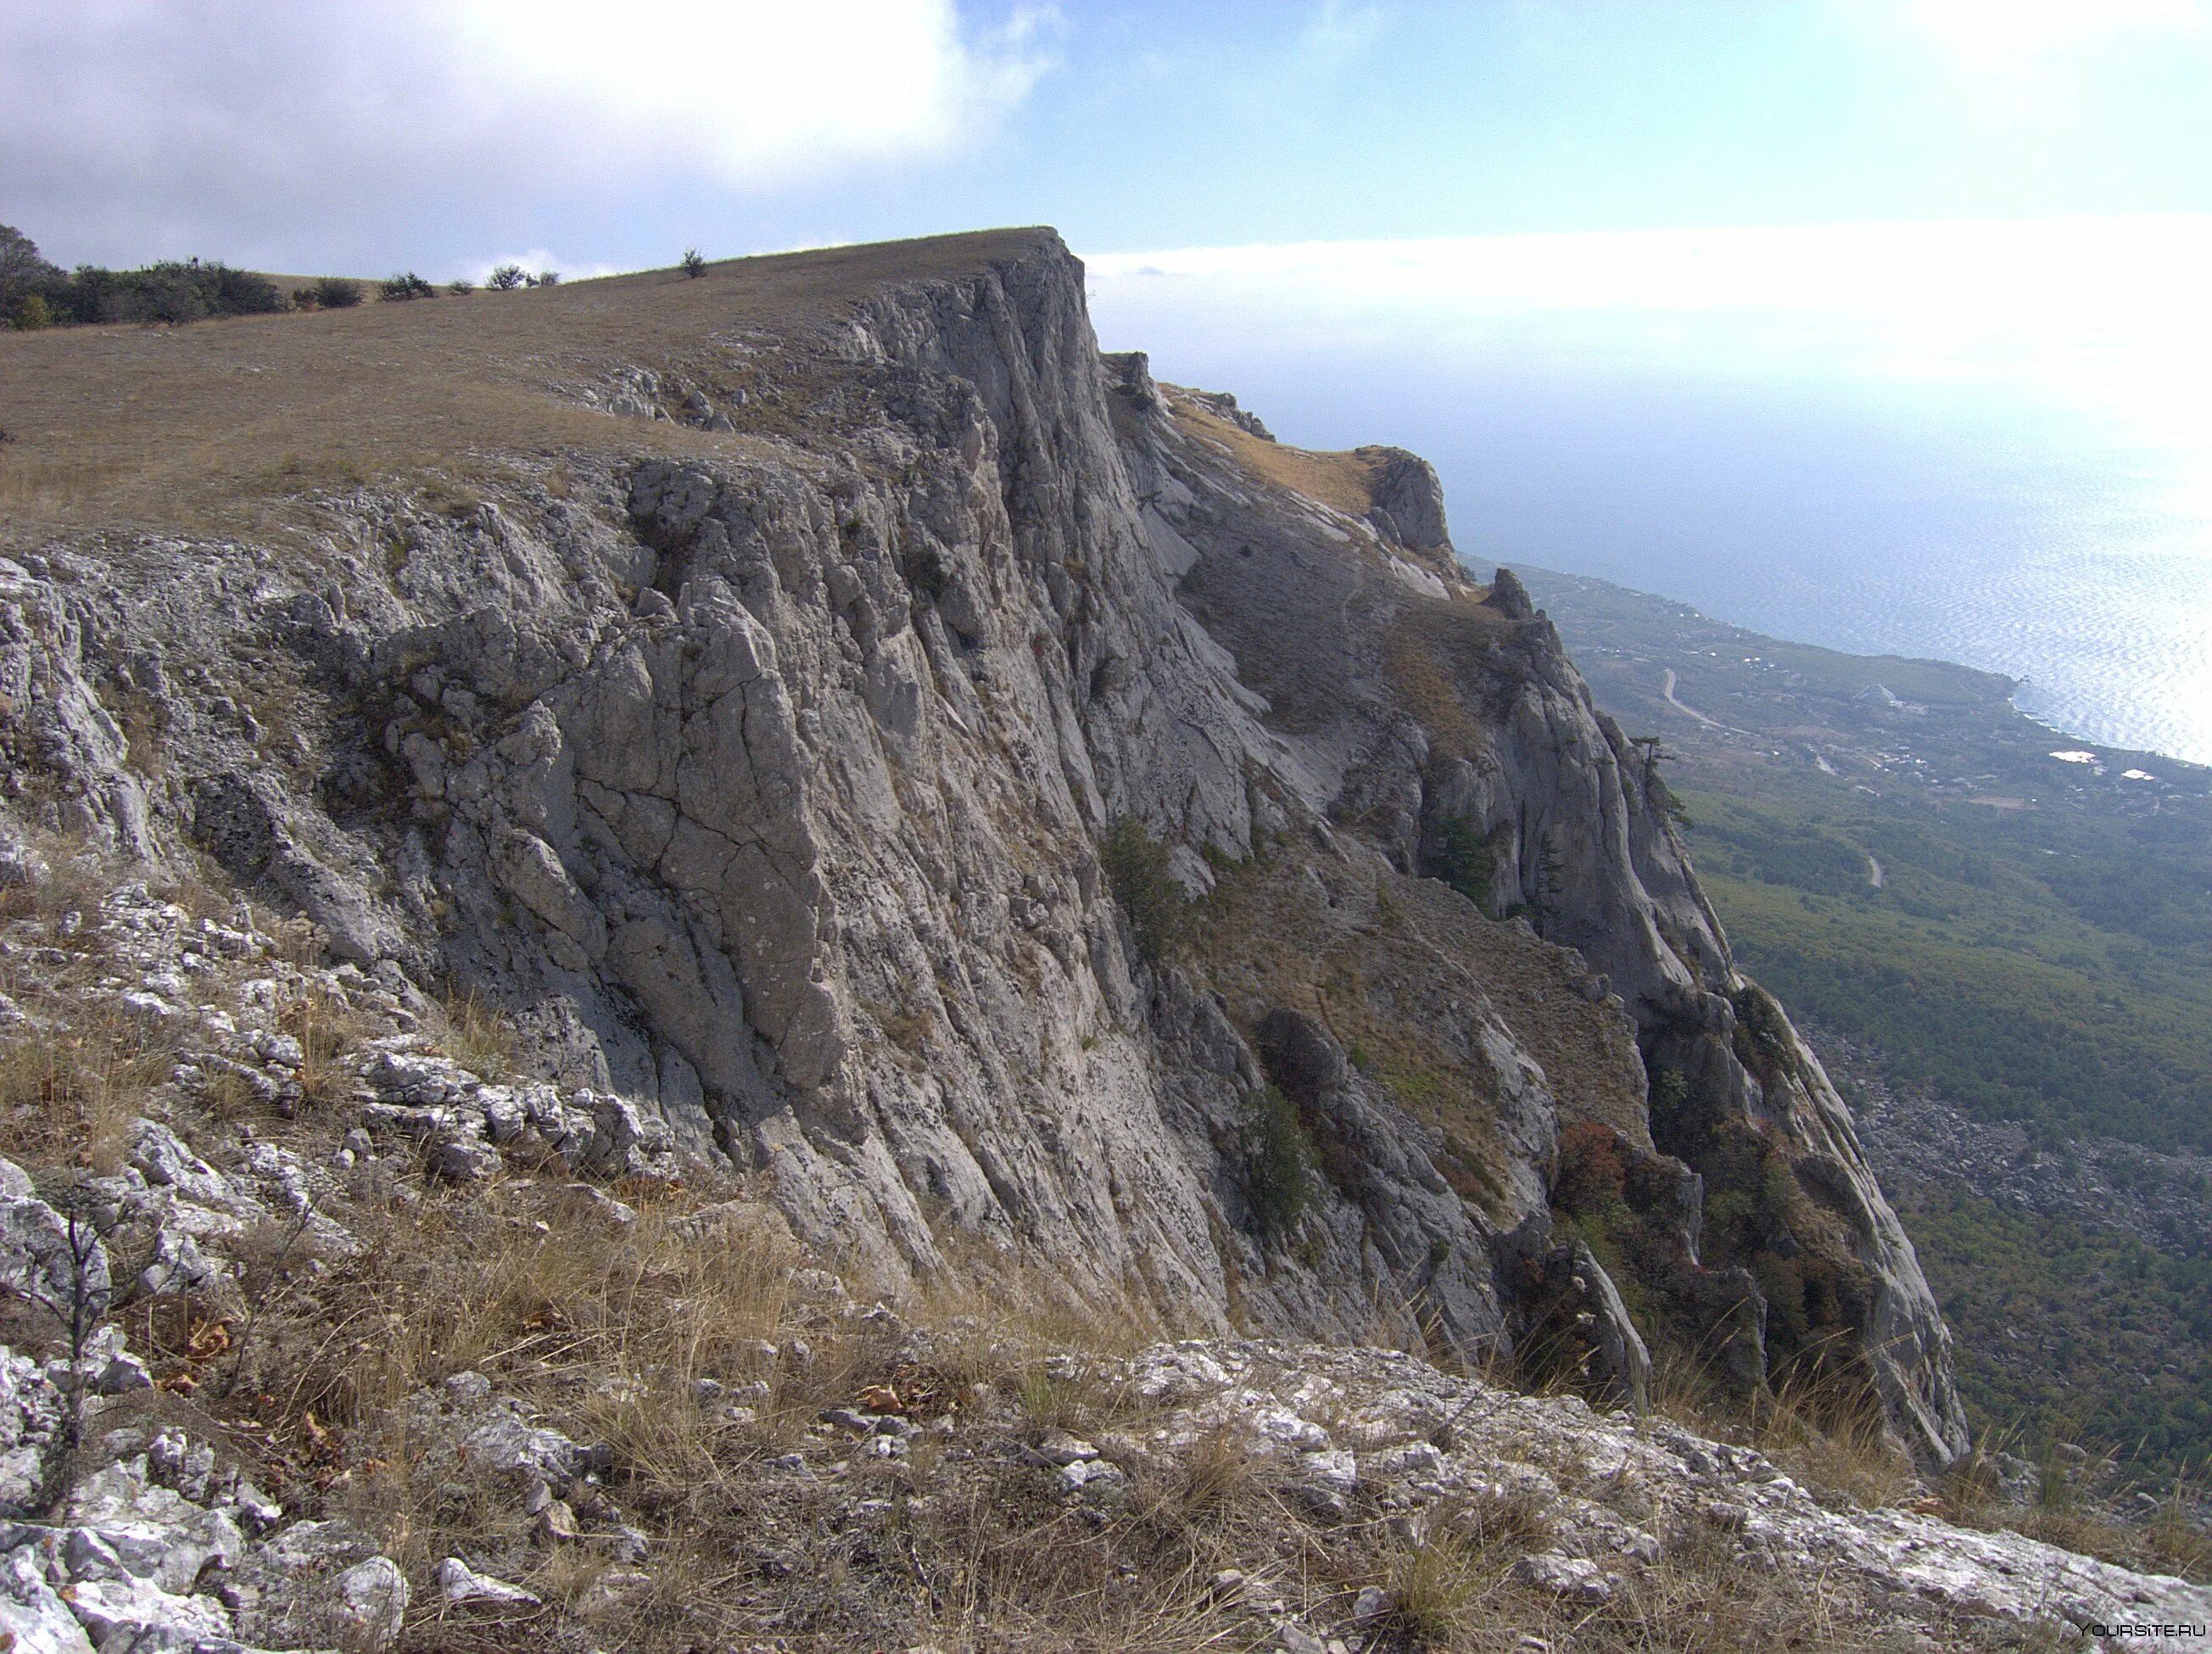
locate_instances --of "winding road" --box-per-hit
[1658,667,1741,733]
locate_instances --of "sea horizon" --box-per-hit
[1087,218,2212,771]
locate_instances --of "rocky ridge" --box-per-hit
[0,229,1967,1464]
[0,867,2190,1649]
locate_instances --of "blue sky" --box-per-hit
[8,2,2212,757]
[8,2,2212,276]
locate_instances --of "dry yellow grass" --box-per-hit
[1187,849,1650,1227]
[0,228,1064,544]
[1165,386,1387,518]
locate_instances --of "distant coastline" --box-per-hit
[1511,562,2212,789]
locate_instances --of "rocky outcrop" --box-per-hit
[0,229,1962,1461]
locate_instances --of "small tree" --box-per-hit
[1243,1084,1315,1240]
[9,293,51,330]
[528,270,561,288]
[488,264,527,291]
[681,248,707,278]
[315,276,363,309]
[1,1185,114,1509]
[0,225,61,318]
[448,278,475,295]
[1101,816,1186,965]
[380,271,435,301]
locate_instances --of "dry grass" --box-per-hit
[1937,1442,2212,1584]
[0,228,1064,545]
[1652,1345,1920,1514]
[436,986,519,1081]
[0,839,2132,1651]
[1165,388,1385,518]
[0,855,189,1174]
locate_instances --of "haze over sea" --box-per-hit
[1086,219,2212,769]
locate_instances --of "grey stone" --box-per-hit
[0,230,1963,1467]
[0,1547,94,1654]
[460,1412,584,1485]
[1350,1584,1394,1626]
[1514,1551,1616,1603]
[334,1556,409,1647]
[436,1556,540,1607]
[426,1138,501,1182]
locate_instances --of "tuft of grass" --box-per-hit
[1379,1528,1498,1645]
[438,986,519,1081]
[278,986,370,1113]
[1651,1340,1919,1513]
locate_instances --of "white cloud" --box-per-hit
[0,2,1051,266]
[1902,0,2207,61]
[445,0,1052,183]
[1084,219,2212,444]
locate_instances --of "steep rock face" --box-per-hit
[0,231,1962,1459]
[1109,354,1966,1459]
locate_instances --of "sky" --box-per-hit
[9,2,2212,760]
[7,1,2212,278]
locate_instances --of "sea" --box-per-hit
[1086,222,2212,768]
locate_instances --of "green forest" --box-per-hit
[1522,563,2212,1478]
[1686,785,2212,1154]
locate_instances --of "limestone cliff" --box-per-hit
[0,228,1965,1460]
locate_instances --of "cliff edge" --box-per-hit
[0,227,1964,1463]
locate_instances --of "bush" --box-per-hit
[681,249,707,278]
[1101,816,1185,965]
[447,278,474,295]
[528,270,561,287]
[0,234,285,329]
[314,276,363,310]
[44,260,287,327]
[1243,1084,1314,1239]
[124,263,212,324]
[1553,1120,1629,1215]
[487,264,527,291]
[208,265,283,316]
[1426,813,1501,911]
[379,271,434,302]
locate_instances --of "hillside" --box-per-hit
[0,226,2192,1649]
[1518,563,2212,1483]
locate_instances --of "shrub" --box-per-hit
[447,278,474,295]
[1553,1120,1628,1215]
[529,270,561,287]
[1100,816,1184,965]
[379,271,434,302]
[681,249,707,278]
[1426,813,1500,911]
[0,225,61,320]
[209,265,284,315]
[0,244,289,329]
[289,287,318,310]
[1243,1084,1314,1239]
[135,264,215,323]
[1730,982,1797,1085]
[487,264,527,291]
[314,276,363,309]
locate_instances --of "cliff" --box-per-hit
[0,227,1963,1463]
